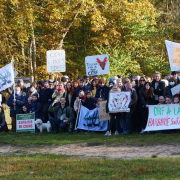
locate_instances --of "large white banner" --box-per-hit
[165,40,180,71]
[85,54,110,76]
[108,92,131,113]
[47,50,66,72]
[145,104,180,131]
[77,105,108,131]
[0,62,14,92]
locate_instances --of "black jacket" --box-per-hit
[84,97,97,110]
[163,85,176,98]
[140,90,155,107]
[95,85,108,99]
[40,88,53,104]
[152,80,165,97]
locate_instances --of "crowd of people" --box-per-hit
[0,71,180,135]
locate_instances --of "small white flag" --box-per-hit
[0,62,14,92]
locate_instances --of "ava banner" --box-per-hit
[165,40,180,70]
[0,62,14,92]
[16,114,35,133]
[108,92,131,113]
[47,50,66,72]
[145,104,180,131]
[85,54,110,76]
[77,105,108,131]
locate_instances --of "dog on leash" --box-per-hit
[35,119,51,132]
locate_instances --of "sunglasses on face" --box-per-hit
[140,80,145,82]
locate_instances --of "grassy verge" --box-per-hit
[1,131,180,146]
[1,154,180,179]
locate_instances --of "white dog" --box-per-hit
[35,119,51,132]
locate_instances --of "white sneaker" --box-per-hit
[115,131,119,135]
[105,131,111,136]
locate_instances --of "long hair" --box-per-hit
[71,80,79,95]
[90,79,98,91]
[143,82,154,99]
[66,81,73,95]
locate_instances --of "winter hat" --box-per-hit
[61,77,68,82]
[109,77,113,82]
[32,93,38,98]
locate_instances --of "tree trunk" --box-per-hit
[29,41,34,82]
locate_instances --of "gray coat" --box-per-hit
[48,104,74,123]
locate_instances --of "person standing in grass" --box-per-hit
[0,106,8,132]
[7,86,26,132]
[105,85,121,136]
[140,82,155,133]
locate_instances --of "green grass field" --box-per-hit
[2,110,180,179]
[1,155,180,179]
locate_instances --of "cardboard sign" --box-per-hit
[173,46,180,66]
[171,84,180,96]
[47,50,66,72]
[16,114,35,132]
[99,100,110,121]
[85,54,110,76]
[108,92,131,113]
[165,40,180,70]
[145,104,180,131]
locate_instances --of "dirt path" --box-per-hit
[1,143,180,159]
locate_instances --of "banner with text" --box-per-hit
[85,54,110,76]
[165,40,180,70]
[47,50,66,72]
[16,114,35,132]
[77,105,108,131]
[108,92,131,113]
[99,100,110,121]
[145,104,180,131]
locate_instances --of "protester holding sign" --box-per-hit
[7,86,26,132]
[152,72,165,104]
[140,82,155,133]
[84,91,97,110]
[105,85,122,136]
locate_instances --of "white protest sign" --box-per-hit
[99,100,110,121]
[173,46,180,66]
[85,54,110,76]
[16,114,35,133]
[171,84,180,96]
[165,40,180,70]
[145,104,180,131]
[108,92,131,113]
[0,62,14,92]
[47,50,66,72]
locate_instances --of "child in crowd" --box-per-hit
[84,91,97,110]
[173,95,179,104]
[74,90,85,112]
[165,96,172,104]
[0,106,8,132]
[96,98,103,108]
[29,93,41,119]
